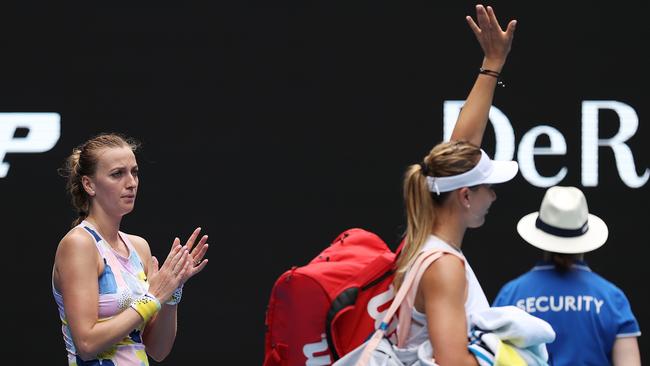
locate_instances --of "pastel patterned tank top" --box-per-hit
[52,221,151,366]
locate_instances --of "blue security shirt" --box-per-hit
[493,261,641,366]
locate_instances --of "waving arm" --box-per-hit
[450,5,517,147]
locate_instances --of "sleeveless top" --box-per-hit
[52,221,151,366]
[403,235,490,348]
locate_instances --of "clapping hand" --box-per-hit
[178,227,209,284]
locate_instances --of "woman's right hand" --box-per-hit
[146,239,190,302]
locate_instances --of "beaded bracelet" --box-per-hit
[130,293,161,323]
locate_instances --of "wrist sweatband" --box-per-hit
[130,293,161,323]
[165,285,184,306]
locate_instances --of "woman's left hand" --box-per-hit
[179,227,209,283]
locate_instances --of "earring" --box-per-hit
[466,204,470,209]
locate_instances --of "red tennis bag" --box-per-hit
[263,228,401,366]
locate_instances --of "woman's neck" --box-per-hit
[431,228,464,252]
[431,207,466,252]
[84,208,122,246]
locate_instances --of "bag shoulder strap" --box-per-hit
[355,249,462,366]
[396,249,464,347]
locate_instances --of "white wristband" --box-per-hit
[165,285,183,305]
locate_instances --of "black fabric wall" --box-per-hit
[1,1,647,364]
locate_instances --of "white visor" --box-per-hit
[425,149,518,195]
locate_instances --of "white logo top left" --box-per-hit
[0,112,61,178]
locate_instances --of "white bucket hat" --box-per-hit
[425,149,519,195]
[517,186,608,254]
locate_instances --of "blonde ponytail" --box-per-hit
[394,163,435,288]
[394,141,481,289]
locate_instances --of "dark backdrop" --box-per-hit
[1,1,647,364]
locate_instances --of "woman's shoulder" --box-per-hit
[422,254,466,283]
[122,232,149,248]
[55,226,100,262]
[59,226,97,250]
[120,232,149,252]
[121,233,152,258]
[419,254,467,297]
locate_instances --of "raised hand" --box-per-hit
[449,4,518,147]
[466,4,517,71]
[179,227,209,284]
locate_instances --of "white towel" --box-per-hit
[468,306,556,365]
[469,305,556,347]
[385,306,556,366]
